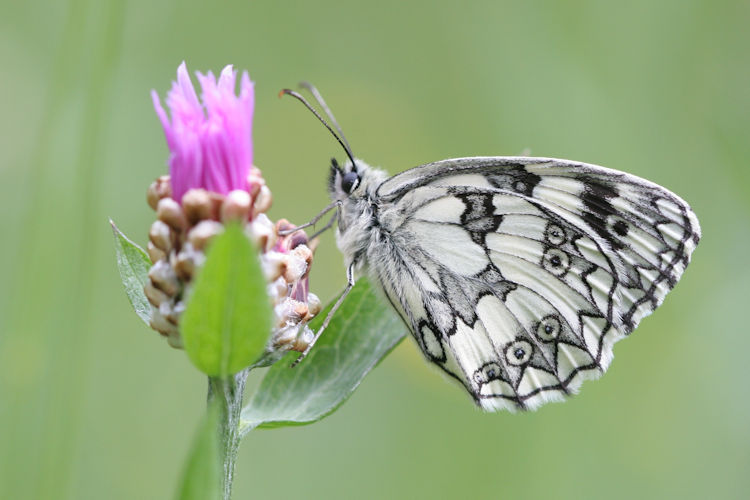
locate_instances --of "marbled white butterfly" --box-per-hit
[283,84,700,412]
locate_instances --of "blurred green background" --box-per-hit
[1,0,748,498]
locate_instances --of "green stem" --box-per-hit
[208,370,248,500]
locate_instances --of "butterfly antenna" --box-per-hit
[298,82,352,154]
[279,89,358,170]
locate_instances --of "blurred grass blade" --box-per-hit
[181,223,272,376]
[111,219,152,324]
[175,403,221,500]
[239,278,406,434]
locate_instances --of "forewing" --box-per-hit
[374,157,700,411]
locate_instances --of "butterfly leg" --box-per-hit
[291,262,356,367]
[278,200,341,235]
[308,210,338,240]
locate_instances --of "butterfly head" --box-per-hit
[328,157,388,201]
[328,157,360,197]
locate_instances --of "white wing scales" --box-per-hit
[371,157,700,411]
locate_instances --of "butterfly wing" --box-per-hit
[371,157,700,411]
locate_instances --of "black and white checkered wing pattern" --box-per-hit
[373,157,700,411]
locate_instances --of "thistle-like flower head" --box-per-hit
[151,61,255,203]
[145,63,319,357]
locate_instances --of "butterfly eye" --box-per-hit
[341,171,360,194]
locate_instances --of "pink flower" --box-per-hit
[152,62,255,203]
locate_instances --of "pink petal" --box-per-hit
[152,62,256,203]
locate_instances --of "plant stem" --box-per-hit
[208,370,249,500]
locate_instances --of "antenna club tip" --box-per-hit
[278,89,292,98]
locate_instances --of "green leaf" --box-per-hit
[175,402,221,500]
[239,278,406,434]
[110,219,152,324]
[181,223,272,376]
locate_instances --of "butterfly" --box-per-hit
[281,84,701,412]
